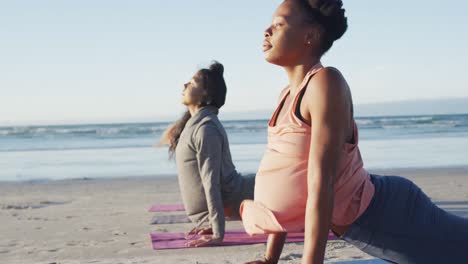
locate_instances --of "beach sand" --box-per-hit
[1,167,468,264]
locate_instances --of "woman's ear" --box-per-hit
[200,88,210,106]
[305,27,322,47]
[304,32,311,45]
[311,28,321,41]
[304,33,315,45]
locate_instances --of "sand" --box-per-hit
[1,167,468,264]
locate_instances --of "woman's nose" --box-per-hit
[264,27,272,38]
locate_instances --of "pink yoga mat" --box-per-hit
[148,204,185,212]
[150,230,337,250]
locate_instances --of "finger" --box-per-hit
[195,238,218,247]
[186,237,209,247]
[184,232,197,240]
[185,240,198,247]
[185,237,199,247]
[185,228,196,236]
[189,228,200,235]
[197,227,213,235]
[203,227,214,234]
[193,240,209,247]
[193,237,214,247]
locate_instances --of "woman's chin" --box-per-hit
[264,55,283,66]
[264,53,275,62]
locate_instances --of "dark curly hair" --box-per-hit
[165,61,227,157]
[197,62,227,108]
[291,0,348,55]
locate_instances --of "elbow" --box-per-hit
[308,169,335,194]
[307,171,335,208]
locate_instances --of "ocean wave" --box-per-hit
[0,144,153,153]
[0,124,171,137]
[381,124,457,129]
[1,114,468,138]
[355,114,468,130]
[223,122,268,132]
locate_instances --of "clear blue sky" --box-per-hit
[1,0,467,125]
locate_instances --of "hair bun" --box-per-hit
[308,0,347,41]
[321,2,342,17]
[209,61,224,75]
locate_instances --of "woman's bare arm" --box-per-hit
[245,232,287,264]
[301,68,351,264]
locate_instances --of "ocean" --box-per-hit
[1,114,468,181]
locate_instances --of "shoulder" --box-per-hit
[310,67,346,91]
[194,116,224,141]
[305,67,349,105]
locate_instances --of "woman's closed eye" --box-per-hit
[272,22,283,29]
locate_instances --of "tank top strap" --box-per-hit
[269,62,324,127]
[291,62,324,118]
[268,88,291,127]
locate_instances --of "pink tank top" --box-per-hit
[240,63,375,234]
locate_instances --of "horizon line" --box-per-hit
[2,97,468,127]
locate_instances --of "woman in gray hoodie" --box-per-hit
[160,61,255,247]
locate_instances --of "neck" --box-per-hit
[283,57,320,96]
[188,105,202,116]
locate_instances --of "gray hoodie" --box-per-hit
[175,106,244,238]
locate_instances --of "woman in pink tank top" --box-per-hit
[242,1,468,263]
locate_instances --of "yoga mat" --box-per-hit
[150,230,337,250]
[150,214,191,224]
[329,259,389,264]
[148,204,185,212]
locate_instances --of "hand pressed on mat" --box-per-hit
[244,232,287,264]
[185,226,213,238]
[185,235,223,247]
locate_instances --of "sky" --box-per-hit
[1,0,467,125]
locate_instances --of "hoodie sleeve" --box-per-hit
[194,122,225,239]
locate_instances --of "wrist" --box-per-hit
[263,255,276,264]
[301,253,323,264]
[212,231,223,239]
[264,252,282,264]
[209,236,223,246]
[211,235,223,240]
[211,224,223,238]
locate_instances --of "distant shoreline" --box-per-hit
[2,111,468,128]
[2,97,468,127]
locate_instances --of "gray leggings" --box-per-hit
[342,174,468,264]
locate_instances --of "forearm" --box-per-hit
[264,232,287,264]
[198,159,225,238]
[203,184,225,238]
[302,178,334,264]
[196,124,226,238]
